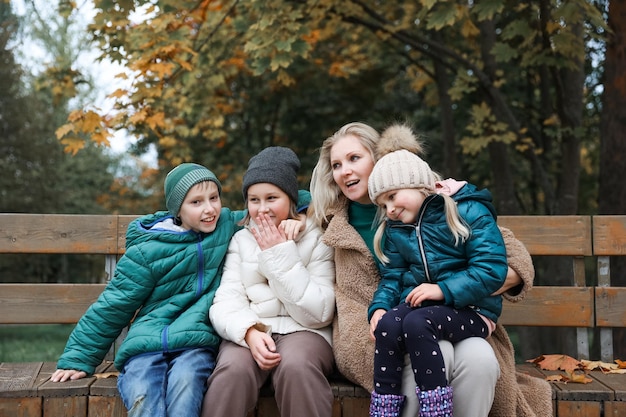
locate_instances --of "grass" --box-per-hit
[0,324,75,362]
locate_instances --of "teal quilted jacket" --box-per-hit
[56,209,244,374]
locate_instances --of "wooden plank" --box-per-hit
[0,362,43,398]
[590,371,626,401]
[556,401,601,417]
[500,287,594,327]
[117,215,141,255]
[604,401,626,417]
[592,215,626,255]
[0,214,120,254]
[0,397,42,417]
[43,396,87,417]
[89,363,119,397]
[340,397,369,417]
[498,216,592,256]
[88,396,126,417]
[595,287,626,327]
[0,284,105,324]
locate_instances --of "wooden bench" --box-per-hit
[0,214,625,417]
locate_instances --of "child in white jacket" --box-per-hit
[202,146,336,417]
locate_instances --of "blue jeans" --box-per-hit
[118,348,216,417]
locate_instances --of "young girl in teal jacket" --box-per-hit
[366,125,508,417]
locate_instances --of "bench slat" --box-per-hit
[595,287,626,327]
[0,214,121,254]
[500,287,594,327]
[592,215,626,255]
[0,284,105,324]
[498,215,592,256]
[0,362,43,398]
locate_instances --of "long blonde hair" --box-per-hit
[309,122,380,228]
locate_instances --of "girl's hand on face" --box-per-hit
[279,213,306,240]
[405,283,444,307]
[245,327,281,371]
[251,213,287,250]
[369,309,387,341]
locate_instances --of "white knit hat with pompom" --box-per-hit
[368,124,436,203]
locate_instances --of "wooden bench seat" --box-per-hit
[1,214,625,417]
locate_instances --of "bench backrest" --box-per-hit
[0,213,624,361]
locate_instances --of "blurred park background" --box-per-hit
[1,0,625,363]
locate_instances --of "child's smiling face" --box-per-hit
[178,181,222,233]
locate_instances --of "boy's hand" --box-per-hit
[245,327,281,371]
[50,369,87,382]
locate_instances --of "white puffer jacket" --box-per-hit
[209,217,335,347]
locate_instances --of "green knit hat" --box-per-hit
[164,163,221,216]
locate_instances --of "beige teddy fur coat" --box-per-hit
[323,198,552,417]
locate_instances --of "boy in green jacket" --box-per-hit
[51,163,255,417]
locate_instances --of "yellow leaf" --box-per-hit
[565,370,593,384]
[108,88,128,99]
[60,137,86,156]
[93,371,119,379]
[91,131,112,147]
[55,123,75,140]
[82,111,104,133]
[543,114,560,126]
[581,359,619,372]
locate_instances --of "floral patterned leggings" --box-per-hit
[373,303,488,395]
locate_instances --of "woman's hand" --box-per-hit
[50,369,87,382]
[405,283,444,307]
[369,309,387,341]
[245,327,281,371]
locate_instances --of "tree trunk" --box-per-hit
[599,0,626,360]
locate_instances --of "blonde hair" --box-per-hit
[373,187,471,264]
[310,122,380,228]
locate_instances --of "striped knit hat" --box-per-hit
[164,163,221,216]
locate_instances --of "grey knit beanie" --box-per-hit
[368,124,436,203]
[242,147,300,202]
[164,163,221,216]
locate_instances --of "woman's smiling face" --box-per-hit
[329,134,376,205]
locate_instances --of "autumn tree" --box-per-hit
[0,1,118,284]
[53,0,609,358]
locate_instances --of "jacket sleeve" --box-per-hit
[368,226,404,320]
[499,226,535,303]
[209,233,263,347]
[257,220,335,329]
[438,202,508,308]
[56,247,155,375]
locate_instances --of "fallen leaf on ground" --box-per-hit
[93,371,119,379]
[527,354,583,373]
[581,359,626,374]
[566,370,593,384]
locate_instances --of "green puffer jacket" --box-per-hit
[56,209,244,375]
